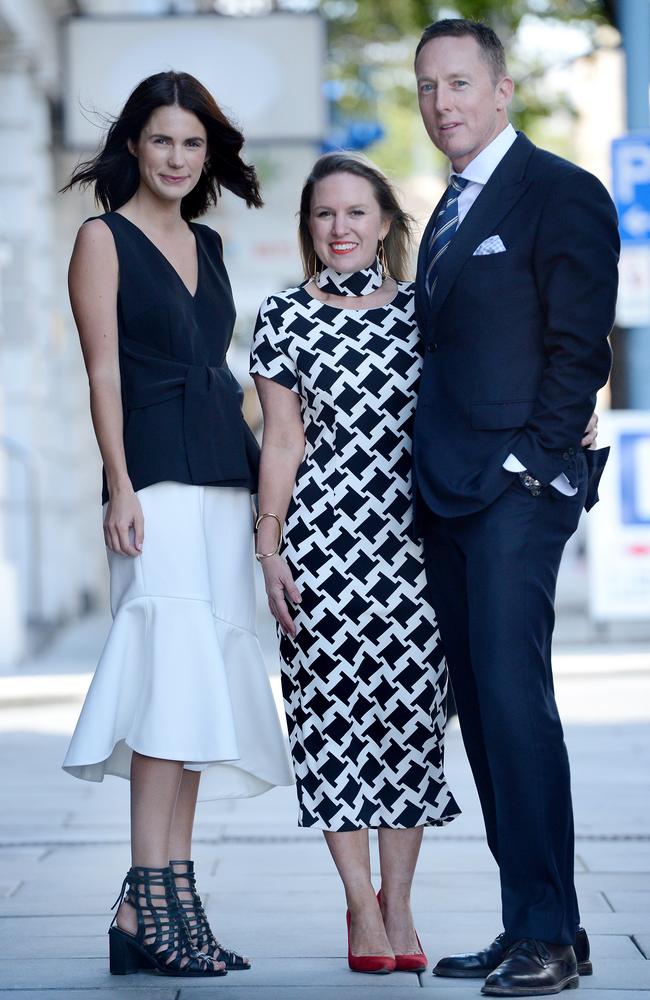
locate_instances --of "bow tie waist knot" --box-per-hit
[120,337,257,486]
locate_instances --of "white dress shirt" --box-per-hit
[452,123,577,496]
[455,123,517,225]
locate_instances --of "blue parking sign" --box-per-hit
[612,134,650,243]
[620,432,650,525]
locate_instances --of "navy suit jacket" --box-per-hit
[412,132,620,520]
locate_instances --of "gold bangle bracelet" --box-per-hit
[255,512,283,560]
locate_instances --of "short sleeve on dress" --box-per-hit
[249,295,300,394]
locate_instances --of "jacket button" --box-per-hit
[562,451,570,461]
[427,342,438,353]
[568,446,575,455]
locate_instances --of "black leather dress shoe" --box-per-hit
[481,939,578,996]
[433,927,592,979]
[433,933,509,978]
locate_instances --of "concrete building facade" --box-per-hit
[0,0,106,666]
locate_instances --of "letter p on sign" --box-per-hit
[612,134,650,243]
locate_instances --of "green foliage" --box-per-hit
[319,0,615,175]
[324,0,611,43]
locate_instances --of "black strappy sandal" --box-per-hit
[108,865,227,977]
[170,859,251,971]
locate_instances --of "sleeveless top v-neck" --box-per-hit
[95,212,259,503]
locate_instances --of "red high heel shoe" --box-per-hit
[377,890,428,973]
[346,910,396,974]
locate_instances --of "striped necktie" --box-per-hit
[425,174,469,297]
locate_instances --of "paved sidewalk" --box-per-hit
[0,602,649,999]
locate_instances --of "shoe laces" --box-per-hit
[507,939,550,965]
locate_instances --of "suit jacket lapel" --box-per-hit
[415,188,446,335]
[430,133,535,318]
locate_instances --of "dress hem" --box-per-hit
[296,811,461,832]
[63,735,295,795]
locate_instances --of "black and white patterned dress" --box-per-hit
[250,281,459,831]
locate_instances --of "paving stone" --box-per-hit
[578,995,650,1000]
[1,935,108,960]
[577,843,650,874]
[203,885,610,918]
[423,984,650,999]
[62,820,134,832]
[207,840,501,875]
[12,875,120,896]
[583,959,650,989]
[0,960,111,990]
[195,873,341,895]
[576,873,650,892]
[0,914,109,939]
[0,848,48,864]
[422,977,514,992]
[570,912,650,934]
[607,891,650,913]
[633,935,650,958]
[34,845,152,868]
[0,896,114,917]
[589,935,648,960]
[0,792,73,827]
[414,888,611,914]
[0,832,130,847]
[0,957,422,990]
[416,932,644,964]
[0,992,177,999]
[194,928,647,966]
[177,991,424,1000]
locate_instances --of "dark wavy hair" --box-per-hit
[298,153,414,282]
[62,71,262,217]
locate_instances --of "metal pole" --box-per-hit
[619,0,650,408]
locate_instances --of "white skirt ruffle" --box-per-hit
[63,482,294,798]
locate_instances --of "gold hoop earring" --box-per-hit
[308,251,320,281]
[378,238,389,278]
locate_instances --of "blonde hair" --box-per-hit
[298,152,414,282]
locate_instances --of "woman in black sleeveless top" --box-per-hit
[62,71,293,978]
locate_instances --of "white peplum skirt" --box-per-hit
[63,482,294,798]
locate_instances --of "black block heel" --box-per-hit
[108,865,227,978]
[170,859,251,971]
[109,926,150,975]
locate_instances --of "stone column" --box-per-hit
[0,35,106,657]
[0,235,25,667]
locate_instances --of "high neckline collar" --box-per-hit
[316,256,383,297]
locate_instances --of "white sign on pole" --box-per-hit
[617,244,650,327]
[587,410,650,621]
[612,134,650,327]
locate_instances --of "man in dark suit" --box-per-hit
[412,19,619,997]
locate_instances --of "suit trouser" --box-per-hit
[421,465,587,944]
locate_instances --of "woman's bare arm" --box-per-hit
[253,374,305,636]
[69,220,143,556]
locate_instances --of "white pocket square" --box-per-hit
[473,235,506,255]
